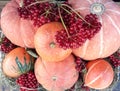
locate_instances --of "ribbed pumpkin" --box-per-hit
[2,47,33,78]
[34,22,72,62]
[1,0,37,48]
[84,59,114,89]
[69,0,120,60]
[35,54,79,91]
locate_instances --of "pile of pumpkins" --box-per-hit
[0,0,120,91]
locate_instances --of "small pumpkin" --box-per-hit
[2,47,34,78]
[34,22,72,62]
[69,0,120,60]
[84,59,114,89]
[1,0,37,48]
[35,54,79,91]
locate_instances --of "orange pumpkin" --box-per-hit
[84,59,114,89]
[69,0,120,60]
[1,0,37,48]
[35,54,79,91]
[2,47,33,78]
[34,22,72,62]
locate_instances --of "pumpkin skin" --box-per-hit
[1,0,37,48]
[34,22,72,62]
[69,0,120,60]
[84,59,114,89]
[35,54,79,91]
[2,47,33,78]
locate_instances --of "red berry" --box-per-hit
[18,0,59,27]
[0,37,17,53]
[74,57,86,72]
[109,51,120,67]
[16,71,40,91]
[55,13,101,49]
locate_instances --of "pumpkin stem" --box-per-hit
[19,0,24,7]
[52,76,57,81]
[90,3,105,15]
[49,42,56,48]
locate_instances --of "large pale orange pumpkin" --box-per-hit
[69,0,120,60]
[1,0,37,48]
[2,47,33,78]
[35,54,79,91]
[84,59,114,89]
[34,22,72,62]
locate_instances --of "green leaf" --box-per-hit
[23,56,27,72]
[15,57,24,74]
[15,56,34,74]
[26,49,38,58]
[27,57,32,71]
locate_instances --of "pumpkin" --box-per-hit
[34,22,72,62]
[0,0,37,48]
[84,59,114,89]
[35,54,79,91]
[69,0,120,60]
[2,47,34,78]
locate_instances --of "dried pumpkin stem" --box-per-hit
[58,7,70,38]
[49,42,56,48]
[19,0,24,7]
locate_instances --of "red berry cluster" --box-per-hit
[75,57,86,72]
[109,51,120,67]
[18,0,61,27]
[55,12,84,49]
[55,13,101,49]
[16,71,40,91]
[18,0,101,49]
[18,0,73,28]
[0,37,17,53]
[82,13,101,39]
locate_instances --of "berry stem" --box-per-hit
[40,9,51,17]
[58,7,70,38]
[60,6,71,14]
[26,0,54,7]
[61,4,91,26]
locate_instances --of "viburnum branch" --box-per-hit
[60,6,78,20]
[27,0,52,7]
[40,9,50,17]
[60,6,72,14]
[61,4,91,26]
[26,0,55,7]
[58,7,71,38]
